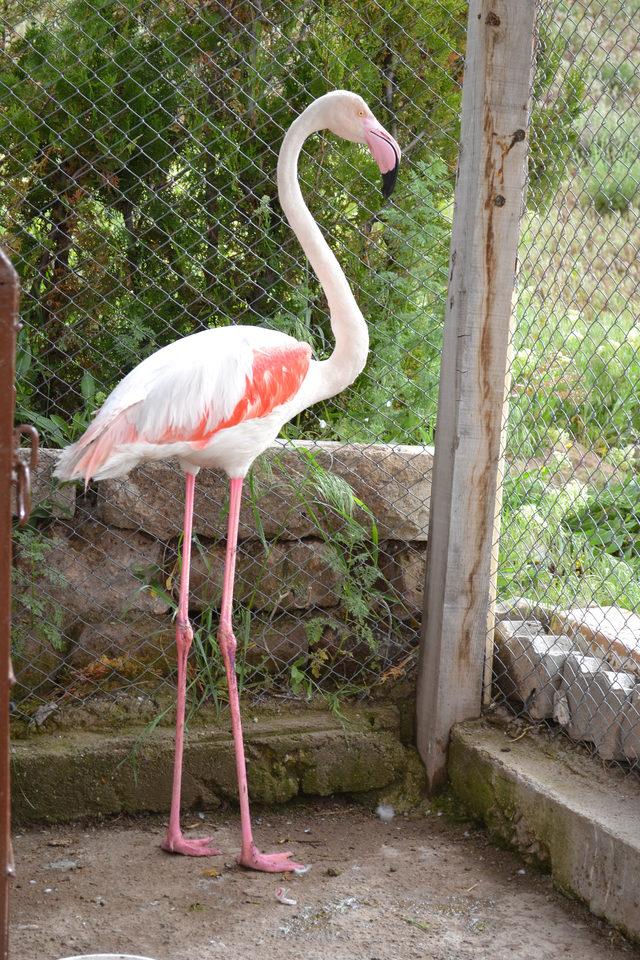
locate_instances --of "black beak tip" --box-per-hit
[381,163,399,200]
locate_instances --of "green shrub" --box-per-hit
[499,470,640,612]
[601,59,639,96]
[1,0,584,446]
[507,287,640,460]
[578,103,640,213]
[527,24,585,207]
[563,478,640,562]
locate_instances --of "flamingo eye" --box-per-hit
[357,109,365,117]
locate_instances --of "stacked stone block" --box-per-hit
[494,614,640,766]
[12,441,433,703]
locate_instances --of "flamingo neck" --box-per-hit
[277,103,369,400]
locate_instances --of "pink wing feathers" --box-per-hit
[55,328,312,484]
[155,343,311,448]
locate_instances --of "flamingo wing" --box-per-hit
[55,327,312,483]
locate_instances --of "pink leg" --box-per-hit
[220,477,304,873]
[162,472,221,858]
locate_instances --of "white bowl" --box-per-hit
[58,955,158,960]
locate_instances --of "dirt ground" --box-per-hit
[11,799,638,960]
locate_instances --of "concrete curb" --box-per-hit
[12,704,423,825]
[449,719,640,943]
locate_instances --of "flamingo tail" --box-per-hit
[54,412,140,486]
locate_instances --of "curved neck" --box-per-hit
[277,104,369,398]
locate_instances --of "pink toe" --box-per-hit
[239,847,306,873]
[161,835,222,857]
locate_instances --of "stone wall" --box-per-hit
[13,441,433,704]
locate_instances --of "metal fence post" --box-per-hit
[0,249,19,959]
[416,0,537,791]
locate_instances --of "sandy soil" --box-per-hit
[11,799,637,960]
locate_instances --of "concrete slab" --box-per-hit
[449,718,640,944]
[553,654,604,725]
[11,703,423,825]
[551,606,640,678]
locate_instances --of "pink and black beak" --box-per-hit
[363,117,401,199]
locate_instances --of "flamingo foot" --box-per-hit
[239,842,306,873]
[161,833,222,857]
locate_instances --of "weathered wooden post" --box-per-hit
[416,0,537,790]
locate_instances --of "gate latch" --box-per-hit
[13,424,39,526]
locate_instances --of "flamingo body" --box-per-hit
[54,90,400,872]
[56,326,313,482]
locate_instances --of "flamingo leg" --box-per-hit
[162,472,221,857]
[219,477,305,873]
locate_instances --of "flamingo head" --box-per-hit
[322,91,401,199]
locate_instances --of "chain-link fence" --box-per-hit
[492,0,640,775]
[3,0,467,723]
[3,0,639,778]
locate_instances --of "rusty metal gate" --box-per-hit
[0,250,18,957]
[0,249,39,959]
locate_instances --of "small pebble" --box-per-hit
[48,859,79,871]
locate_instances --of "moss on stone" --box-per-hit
[373,746,426,812]
[11,702,420,825]
[449,719,640,945]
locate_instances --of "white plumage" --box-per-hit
[55,325,314,481]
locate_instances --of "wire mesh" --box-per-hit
[4,0,638,779]
[491,0,640,776]
[2,0,465,723]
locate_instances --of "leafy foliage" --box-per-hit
[498,470,640,612]
[254,446,396,688]
[527,24,585,206]
[0,0,577,447]
[12,524,66,656]
[579,102,640,213]
[563,478,640,562]
[0,0,466,443]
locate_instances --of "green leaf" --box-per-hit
[80,370,96,402]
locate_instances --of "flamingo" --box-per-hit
[55,90,401,872]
